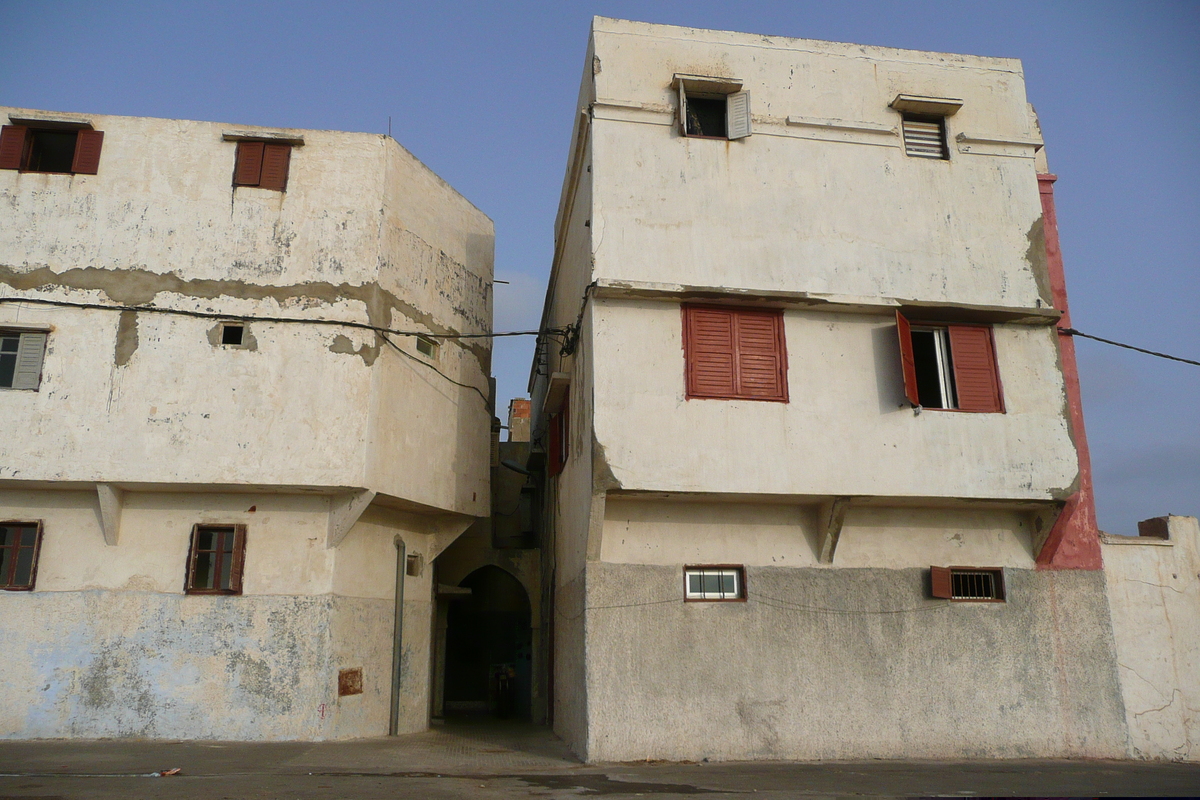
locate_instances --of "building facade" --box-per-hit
[530,18,1130,762]
[0,108,494,739]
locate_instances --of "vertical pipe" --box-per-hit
[389,535,406,736]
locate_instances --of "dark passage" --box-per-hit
[443,566,532,719]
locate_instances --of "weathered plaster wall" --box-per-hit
[1104,516,1200,761]
[581,560,1126,762]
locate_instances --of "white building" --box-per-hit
[530,18,1132,762]
[0,107,494,739]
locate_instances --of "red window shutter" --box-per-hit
[684,306,737,399]
[234,141,265,186]
[258,143,291,191]
[733,309,787,401]
[931,566,952,599]
[71,130,104,174]
[548,411,564,476]
[948,325,1003,412]
[229,525,247,594]
[895,311,920,407]
[0,125,29,170]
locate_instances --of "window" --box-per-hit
[0,125,103,174]
[0,330,47,390]
[220,323,244,346]
[896,311,1003,412]
[548,395,570,476]
[930,566,1005,602]
[416,335,439,359]
[683,305,788,402]
[675,75,751,140]
[185,524,247,595]
[0,521,43,591]
[233,141,291,191]
[685,566,745,601]
[900,114,948,159]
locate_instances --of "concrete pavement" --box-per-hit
[1,720,1198,798]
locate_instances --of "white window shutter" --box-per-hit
[12,332,46,390]
[727,91,752,139]
[678,82,688,136]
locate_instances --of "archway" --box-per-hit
[443,565,532,719]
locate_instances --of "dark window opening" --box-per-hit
[896,312,1003,413]
[910,328,956,409]
[221,324,245,346]
[931,566,1005,602]
[0,125,104,174]
[406,553,423,577]
[685,95,727,138]
[902,113,949,159]
[0,333,19,387]
[0,521,43,591]
[416,335,438,358]
[185,524,246,595]
[27,130,77,173]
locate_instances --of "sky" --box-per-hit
[1,1,1196,536]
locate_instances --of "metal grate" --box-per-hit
[902,115,947,159]
[951,569,1003,600]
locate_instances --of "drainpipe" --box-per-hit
[389,535,406,735]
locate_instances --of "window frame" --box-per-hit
[900,113,950,160]
[0,520,44,591]
[683,304,789,403]
[896,311,1004,413]
[0,328,48,391]
[684,565,746,602]
[930,566,1006,603]
[232,140,292,191]
[415,334,439,360]
[0,124,104,175]
[674,75,751,141]
[184,523,248,595]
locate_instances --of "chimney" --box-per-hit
[507,398,531,442]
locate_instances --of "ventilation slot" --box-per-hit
[902,115,947,159]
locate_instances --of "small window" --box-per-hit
[0,330,48,391]
[0,125,104,174]
[220,323,245,346]
[901,114,949,160]
[683,305,788,402]
[931,566,1005,602]
[675,76,751,140]
[185,524,247,595]
[415,335,439,359]
[0,521,43,591]
[406,553,423,577]
[685,566,744,601]
[896,312,1003,413]
[233,141,291,191]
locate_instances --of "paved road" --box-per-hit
[1,721,1197,799]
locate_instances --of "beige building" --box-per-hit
[530,17,1134,762]
[0,108,494,739]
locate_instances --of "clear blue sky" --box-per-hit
[2,1,1196,535]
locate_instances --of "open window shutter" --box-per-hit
[684,306,737,398]
[71,130,104,174]
[234,141,265,186]
[11,332,46,390]
[733,310,786,400]
[548,412,563,476]
[726,91,752,139]
[895,311,920,407]
[258,144,291,191]
[930,566,952,599]
[0,125,29,170]
[185,525,200,592]
[947,325,1003,412]
[678,82,688,136]
[230,525,247,593]
[561,394,570,466]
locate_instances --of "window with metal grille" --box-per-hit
[185,524,247,595]
[1,330,48,391]
[0,521,43,591]
[930,566,1005,602]
[0,124,104,174]
[416,335,439,359]
[233,140,292,191]
[895,312,1003,413]
[685,566,744,601]
[901,114,948,160]
[683,305,788,402]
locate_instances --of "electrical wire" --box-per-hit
[1060,327,1200,368]
[378,332,491,407]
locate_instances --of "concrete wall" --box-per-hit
[0,489,436,740]
[1104,516,1200,761]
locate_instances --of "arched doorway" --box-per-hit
[443,565,532,719]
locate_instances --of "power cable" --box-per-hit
[1060,327,1200,368]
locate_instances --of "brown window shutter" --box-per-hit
[0,125,29,170]
[234,141,265,186]
[895,311,920,407]
[548,411,564,476]
[70,130,104,174]
[229,525,247,594]
[561,395,570,466]
[184,524,200,592]
[930,566,952,599]
[733,309,787,401]
[948,325,1003,412]
[684,306,737,399]
[258,143,291,191]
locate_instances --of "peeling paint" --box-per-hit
[328,333,380,366]
[113,310,138,366]
[1025,216,1054,308]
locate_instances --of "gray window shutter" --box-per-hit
[726,91,752,139]
[12,332,46,390]
[678,82,688,136]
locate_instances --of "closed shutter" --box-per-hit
[11,332,47,390]
[71,130,104,174]
[258,143,291,191]
[0,125,29,170]
[948,325,1003,412]
[902,115,947,159]
[895,311,920,407]
[930,566,952,599]
[734,309,786,400]
[684,306,737,398]
[234,141,265,186]
[726,91,752,139]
